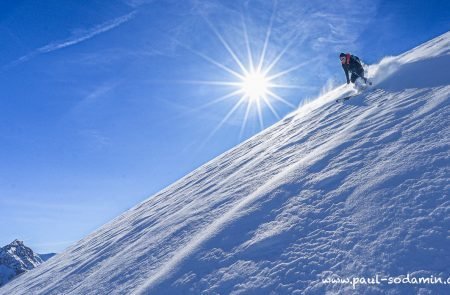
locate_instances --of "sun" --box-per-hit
[175,4,311,142]
[241,71,270,102]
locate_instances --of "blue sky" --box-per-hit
[0,0,448,253]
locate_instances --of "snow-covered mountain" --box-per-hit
[1,32,449,294]
[0,240,44,287]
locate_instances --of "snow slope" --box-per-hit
[2,32,449,295]
[37,253,56,262]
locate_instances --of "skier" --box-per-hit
[339,52,368,85]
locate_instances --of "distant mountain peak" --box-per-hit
[5,239,26,250]
[0,239,43,287]
[10,239,24,246]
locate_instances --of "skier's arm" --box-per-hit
[342,64,350,84]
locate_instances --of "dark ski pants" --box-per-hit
[350,67,366,83]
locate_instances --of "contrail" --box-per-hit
[5,11,136,68]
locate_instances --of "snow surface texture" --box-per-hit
[0,240,43,287]
[1,32,449,295]
[37,253,56,262]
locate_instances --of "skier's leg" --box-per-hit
[350,73,358,84]
[357,67,367,83]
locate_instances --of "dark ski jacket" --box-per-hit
[341,53,364,83]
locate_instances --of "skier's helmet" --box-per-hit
[340,53,346,64]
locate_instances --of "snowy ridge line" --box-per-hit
[114,82,350,222]
[368,31,450,87]
[134,101,378,294]
[103,99,298,226]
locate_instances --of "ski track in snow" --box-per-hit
[1,32,449,295]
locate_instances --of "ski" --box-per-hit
[336,96,355,103]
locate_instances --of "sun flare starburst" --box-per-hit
[175,3,313,143]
